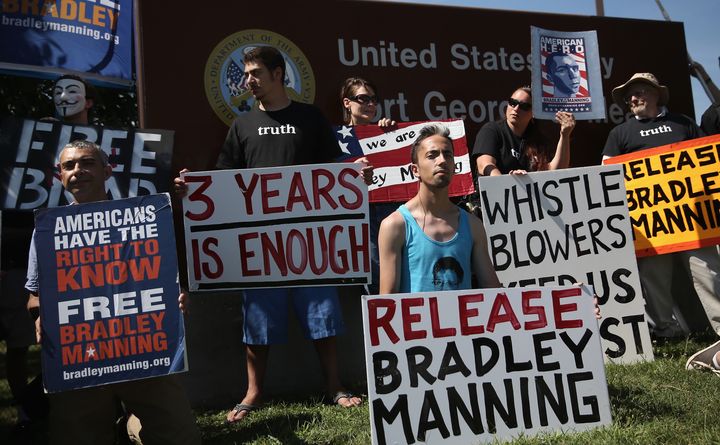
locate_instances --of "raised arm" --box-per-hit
[547,111,575,171]
[469,215,501,288]
[377,211,406,294]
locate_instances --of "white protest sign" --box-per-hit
[362,285,611,445]
[477,165,653,364]
[182,163,370,291]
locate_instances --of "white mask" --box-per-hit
[54,79,87,118]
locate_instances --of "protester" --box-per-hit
[25,140,200,445]
[340,76,395,294]
[175,46,368,423]
[52,74,95,124]
[378,123,501,294]
[546,52,582,98]
[473,86,575,176]
[601,72,720,372]
[701,102,720,135]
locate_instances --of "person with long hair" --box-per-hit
[473,86,575,176]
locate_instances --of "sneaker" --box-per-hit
[685,340,720,374]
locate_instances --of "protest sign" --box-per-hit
[182,163,370,291]
[531,27,605,120]
[603,134,720,257]
[34,194,187,392]
[477,166,653,364]
[0,117,174,211]
[362,285,611,445]
[0,0,133,85]
[334,120,474,203]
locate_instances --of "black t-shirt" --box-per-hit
[602,111,701,157]
[216,101,341,169]
[471,119,534,173]
[701,103,720,136]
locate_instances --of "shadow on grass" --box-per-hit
[199,409,320,445]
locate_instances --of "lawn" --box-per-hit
[2,333,720,444]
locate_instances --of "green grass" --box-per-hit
[3,333,720,444]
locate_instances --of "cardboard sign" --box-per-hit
[531,27,605,120]
[362,285,611,445]
[0,117,174,211]
[182,163,370,290]
[477,166,653,364]
[603,134,720,257]
[34,194,187,392]
[335,119,474,203]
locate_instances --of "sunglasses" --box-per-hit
[349,94,379,105]
[624,88,648,104]
[507,98,532,111]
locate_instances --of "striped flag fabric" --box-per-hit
[335,119,474,203]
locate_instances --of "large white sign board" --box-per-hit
[362,285,612,445]
[477,165,653,364]
[182,163,370,291]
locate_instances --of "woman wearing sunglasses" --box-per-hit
[340,77,396,295]
[473,86,575,176]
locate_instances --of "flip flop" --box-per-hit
[226,403,259,424]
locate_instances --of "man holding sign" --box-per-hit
[26,140,200,445]
[378,123,500,293]
[602,73,720,371]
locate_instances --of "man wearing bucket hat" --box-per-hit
[602,72,720,375]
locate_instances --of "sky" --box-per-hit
[386,0,719,120]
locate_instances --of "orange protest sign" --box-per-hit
[604,135,720,257]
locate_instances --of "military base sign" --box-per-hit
[182,163,370,291]
[0,117,174,211]
[603,134,720,257]
[35,194,187,392]
[477,166,653,364]
[362,285,611,445]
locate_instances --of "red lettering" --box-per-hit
[522,290,547,330]
[60,325,74,344]
[401,297,426,341]
[239,233,261,276]
[337,168,364,210]
[286,229,308,274]
[261,172,284,214]
[552,288,583,329]
[286,172,312,211]
[128,257,160,281]
[486,292,520,332]
[368,299,399,346]
[56,250,71,267]
[329,226,348,274]
[260,232,287,276]
[348,224,369,273]
[234,172,260,215]
[459,293,485,335]
[429,297,456,338]
[150,311,165,330]
[184,175,215,221]
[312,168,338,210]
[201,238,223,279]
[62,345,82,365]
[307,227,329,274]
[191,239,202,280]
[136,314,151,333]
[57,266,80,292]
[105,261,128,285]
[92,320,108,340]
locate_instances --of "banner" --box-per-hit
[603,134,720,257]
[0,0,133,85]
[362,285,611,445]
[35,194,187,392]
[530,27,605,120]
[335,120,474,203]
[477,166,653,364]
[182,164,370,291]
[0,117,174,210]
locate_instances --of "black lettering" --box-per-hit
[472,337,499,377]
[568,371,600,423]
[373,350,402,394]
[533,331,560,371]
[372,395,415,445]
[447,384,484,435]
[536,373,568,426]
[406,346,436,387]
[483,379,517,433]
[417,390,450,442]
[560,328,593,368]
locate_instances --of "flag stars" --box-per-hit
[337,126,353,139]
[86,346,96,358]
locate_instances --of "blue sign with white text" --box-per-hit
[35,194,187,392]
[0,0,133,85]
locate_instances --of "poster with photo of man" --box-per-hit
[531,27,606,120]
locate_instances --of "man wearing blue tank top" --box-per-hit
[378,124,501,294]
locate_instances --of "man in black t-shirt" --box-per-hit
[602,72,720,374]
[176,47,367,423]
[701,103,720,135]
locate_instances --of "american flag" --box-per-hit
[541,51,590,98]
[226,59,245,97]
[335,120,474,203]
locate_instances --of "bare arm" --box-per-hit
[475,154,503,177]
[547,112,575,171]
[469,215,501,288]
[378,211,406,294]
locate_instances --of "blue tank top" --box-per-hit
[398,204,473,293]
